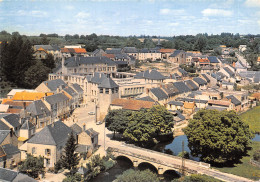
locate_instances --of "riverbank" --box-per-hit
[240,106,260,134]
[213,141,260,181]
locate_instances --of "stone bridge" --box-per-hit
[107,144,253,182]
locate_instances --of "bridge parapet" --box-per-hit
[108,147,199,175]
[120,144,210,168]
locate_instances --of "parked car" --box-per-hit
[88,111,95,115]
[96,121,102,125]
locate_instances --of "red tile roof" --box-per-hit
[199,58,210,64]
[102,53,115,59]
[208,100,231,107]
[160,49,176,53]
[61,48,87,54]
[111,99,155,111]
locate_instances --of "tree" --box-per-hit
[18,154,44,179]
[61,132,80,174]
[24,60,50,88]
[172,174,221,182]
[114,169,160,182]
[42,53,56,70]
[40,35,50,45]
[184,109,254,164]
[147,105,174,136]
[63,174,81,182]
[178,151,190,159]
[105,109,132,138]
[253,150,260,162]
[194,35,207,52]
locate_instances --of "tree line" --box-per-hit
[0,32,55,89]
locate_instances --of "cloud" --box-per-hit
[64,5,75,10]
[17,10,48,17]
[75,12,90,19]
[258,20,260,26]
[168,22,179,26]
[245,0,260,7]
[201,8,233,17]
[160,8,185,15]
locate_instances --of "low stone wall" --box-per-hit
[250,159,260,168]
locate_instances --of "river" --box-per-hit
[91,134,260,182]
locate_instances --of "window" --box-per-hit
[45,158,51,167]
[91,137,94,144]
[32,147,36,154]
[112,88,114,94]
[105,88,109,94]
[99,88,103,93]
[45,149,51,156]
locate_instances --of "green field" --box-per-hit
[214,141,260,181]
[240,106,260,133]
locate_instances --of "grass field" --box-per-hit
[214,141,260,181]
[240,106,260,133]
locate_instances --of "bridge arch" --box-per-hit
[115,155,133,166]
[163,169,181,180]
[138,162,158,173]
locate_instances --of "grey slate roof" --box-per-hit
[63,86,78,97]
[185,80,199,91]
[223,67,235,77]
[176,97,208,104]
[178,68,188,76]
[123,47,138,53]
[64,56,116,67]
[0,131,10,144]
[172,81,191,93]
[136,96,155,102]
[0,120,9,130]
[13,173,37,182]
[193,77,207,86]
[105,48,122,54]
[1,114,20,128]
[45,93,69,105]
[207,56,219,63]
[85,128,99,137]
[115,53,129,60]
[206,106,227,111]
[150,88,168,100]
[98,78,119,89]
[134,70,165,80]
[43,79,67,91]
[90,72,107,84]
[168,101,184,106]
[1,144,20,157]
[70,123,82,135]
[71,83,84,93]
[162,84,179,96]
[0,167,17,182]
[21,120,35,130]
[27,121,72,145]
[26,100,51,117]
[201,74,210,83]
[169,50,184,57]
[226,95,241,106]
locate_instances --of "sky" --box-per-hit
[0,0,259,36]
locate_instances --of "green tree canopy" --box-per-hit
[105,109,132,137]
[61,132,80,174]
[18,154,44,179]
[24,60,50,88]
[123,106,174,147]
[42,53,56,70]
[184,109,254,164]
[114,169,160,182]
[194,35,208,52]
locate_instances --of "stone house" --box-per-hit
[138,48,161,61]
[43,93,70,121]
[23,121,72,168]
[193,77,208,90]
[0,144,20,169]
[33,48,48,59]
[183,102,195,115]
[35,79,67,93]
[0,114,21,137]
[160,49,175,59]
[78,128,99,149]
[169,50,186,64]
[207,100,233,111]
[110,99,155,111]
[19,120,35,143]
[166,101,183,111]
[25,100,51,129]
